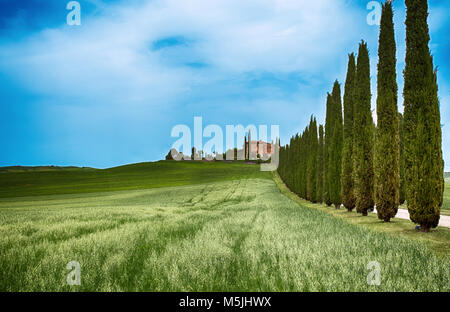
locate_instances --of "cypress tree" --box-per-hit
[244,136,248,160]
[329,81,344,209]
[296,133,303,198]
[289,137,294,193]
[302,132,308,199]
[317,124,325,203]
[342,53,357,212]
[324,94,333,206]
[294,134,301,195]
[375,2,399,222]
[296,136,300,195]
[403,0,443,232]
[354,41,375,216]
[308,117,319,203]
[304,127,310,200]
[303,130,309,199]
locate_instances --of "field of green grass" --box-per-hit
[0,162,449,291]
[273,173,450,258]
[0,161,270,198]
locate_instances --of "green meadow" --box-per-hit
[0,161,270,198]
[0,162,449,291]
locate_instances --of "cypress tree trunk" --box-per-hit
[329,81,344,209]
[375,2,399,222]
[342,54,357,212]
[403,0,443,232]
[354,41,375,216]
[324,94,333,206]
[317,124,325,203]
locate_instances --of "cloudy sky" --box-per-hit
[0,0,449,169]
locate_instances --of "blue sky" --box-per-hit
[0,0,449,169]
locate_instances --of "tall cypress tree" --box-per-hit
[403,0,443,232]
[329,81,344,209]
[300,131,307,199]
[354,41,375,216]
[342,54,357,212]
[294,134,301,196]
[317,124,325,203]
[244,136,248,160]
[375,2,399,222]
[398,112,406,205]
[324,93,333,206]
[308,117,319,203]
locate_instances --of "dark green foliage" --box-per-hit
[244,136,248,160]
[403,0,443,231]
[300,131,307,199]
[317,125,325,203]
[278,116,320,204]
[375,2,399,222]
[354,41,375,216]
[308,117,319,203]
[324,94,333,206]
[0,161,272,198]
[328,81,344,208]
[341,54,357,211]
[399,113,406,205]
[278,2,443,225]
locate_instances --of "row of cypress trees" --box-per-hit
[278,116,322,202]
[278,1,443,231]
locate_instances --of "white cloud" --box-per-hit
[0,0,361,109]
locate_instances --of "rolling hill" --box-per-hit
[0,161,271,198]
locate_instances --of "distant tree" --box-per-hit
[341,53,357,212]
[191,147,196,160]
[244,136,248,160]
[403,0,443,231]
[317,124,325,203]
[328,81,344,209]
[354,41,375,216]
[375,2,399,222]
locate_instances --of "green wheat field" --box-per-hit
[0,161,449,291]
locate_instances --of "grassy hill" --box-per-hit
[0,161,270,199]
[0,161,448,291]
